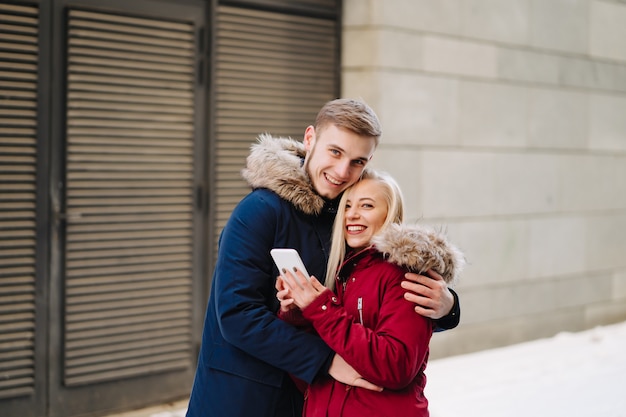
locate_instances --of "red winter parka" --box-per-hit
[281,223,465,417]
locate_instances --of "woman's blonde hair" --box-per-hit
[324,170,405,290]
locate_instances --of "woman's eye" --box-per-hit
[330,149,340,156]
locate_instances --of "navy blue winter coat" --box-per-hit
[186,136,338,417]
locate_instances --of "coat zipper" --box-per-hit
[357,297,363,325]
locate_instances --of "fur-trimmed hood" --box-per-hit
[371,223,465,285]
[241,134,326,216]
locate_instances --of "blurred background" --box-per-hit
[1,0,624,416]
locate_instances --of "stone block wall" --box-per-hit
[342,0,626,357]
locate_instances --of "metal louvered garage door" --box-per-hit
[63,8,196,387]
[214,3,339,245]
[0,1,39,401]
[3,0,338,415]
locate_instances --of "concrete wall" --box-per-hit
[342,0,626,358]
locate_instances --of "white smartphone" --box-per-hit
[270,248,311,281]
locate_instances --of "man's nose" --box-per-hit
[335,159,351,178]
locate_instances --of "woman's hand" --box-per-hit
[278,267,325,310]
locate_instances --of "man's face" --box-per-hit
[303,124,376,200]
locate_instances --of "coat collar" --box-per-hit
[241,133,329,216]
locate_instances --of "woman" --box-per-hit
[276,170,464,417]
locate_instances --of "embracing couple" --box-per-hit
[186,99,464,417]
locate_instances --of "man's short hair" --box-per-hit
[314,98,382,145]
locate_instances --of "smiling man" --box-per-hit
[303,123,374,199]
[185,98,460,417]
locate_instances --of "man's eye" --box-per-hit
[352,160,365,166]
[330,149,340,156]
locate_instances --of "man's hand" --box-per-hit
[401,269,454,319]
[328,354,383,392]
[275,276,296,312]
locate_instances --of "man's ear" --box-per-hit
[303,125,316,151]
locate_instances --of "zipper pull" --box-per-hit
[357,297,363,325]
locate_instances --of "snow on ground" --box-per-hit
[146,321,626,417]
[425,320,626,417]
[150,409,186,417]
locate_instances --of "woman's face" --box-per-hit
[343,179,389,250]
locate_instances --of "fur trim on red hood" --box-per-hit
[372,223,465,285]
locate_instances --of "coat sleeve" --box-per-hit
[302,271,432,390]
[433,288,460,331]
[278,308,311,329]
[213,191,333,383]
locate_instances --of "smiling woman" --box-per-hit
[276,169,464,417]
[343,178,394,251]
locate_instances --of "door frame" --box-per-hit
[46,0,207,415]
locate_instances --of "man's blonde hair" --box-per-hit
[314,98,382,145]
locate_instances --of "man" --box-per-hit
[186,99,460,417]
